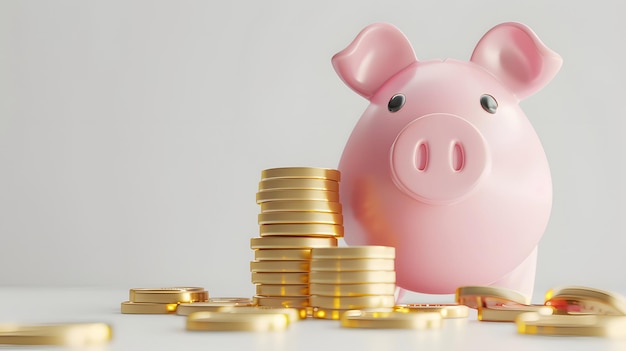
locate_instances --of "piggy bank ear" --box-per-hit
[470,22,562,100]
[332,23,417,100]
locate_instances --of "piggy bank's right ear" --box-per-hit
[470,22,562,101]
[332,23,417,100]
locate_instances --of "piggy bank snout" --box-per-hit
[390,114,490,205]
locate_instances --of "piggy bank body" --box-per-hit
[333,23,562,295]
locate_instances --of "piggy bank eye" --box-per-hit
[388,94,406,112]
[480,94,498,114]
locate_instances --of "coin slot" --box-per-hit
[451,142,465,172]
[415,142,428,171]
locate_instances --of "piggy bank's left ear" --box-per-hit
[332,23,417,100]
[471,22,562,100]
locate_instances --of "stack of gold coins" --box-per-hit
[256,167,343,239]
[121,287,209,314]
[250,236,338,312]
[309,246,396,319]
[251,167,342,311]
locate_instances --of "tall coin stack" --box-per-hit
[250,167,343,311]
[309,246,397,319]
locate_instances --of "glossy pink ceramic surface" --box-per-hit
[333,22,561,295]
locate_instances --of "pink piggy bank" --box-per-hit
[333,22,562,296]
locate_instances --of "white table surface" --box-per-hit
[1,286,625,351]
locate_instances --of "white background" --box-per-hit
[1,0,625,300]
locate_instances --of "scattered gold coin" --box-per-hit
[129,287,208,304]
[516,312,626,338]
[177,298,255,316]
[545,286,626,315]
[0,323,112,346]
[395,304,469,319]
[222,306,305,322]
[340,310,442,329]
[186,311,289,332]
[121,301,178,314]
[478,304,553,322]
[455,286,530,309]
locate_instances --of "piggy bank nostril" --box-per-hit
[415,142,428,171]
[452,142,465,172]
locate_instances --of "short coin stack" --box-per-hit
[251,167,342,310]
[121,287,209,314]
[309,246,397,319]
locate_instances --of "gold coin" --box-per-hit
[207,297,255,306]
[340,310,442,329]
[311,246,395,259]
[309,271,396,284]
[516,312,626,337]
[312,307,346,320]
[256,284,310,297]
[186,311,289,332]
[261,167,340,181]
[310,258,394,271]
[254,249,312,261]
[310,295,395,309]
[395,304,469,319]
[478,304,554,322]
[129,287,208,304]
[258,212,343,225]
[250,260,310,273]
[177,298,256,316]
[260,223,344,237]
[260,200,342,213]
[309,283,396,297]
[253,296,310,308]
[545,286,626,315]
[455,286,530,309]
[121,301,178,314]
[256,189,339,203]
[0,323,112,346]
[259,178,339,192]
[313,307,338,320]
[250,236,337,249]
[251,272,309,285]
[221,306,305,322]
[312,307,394,320]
